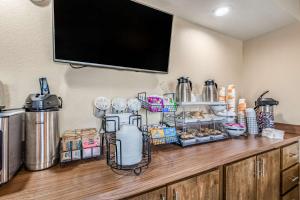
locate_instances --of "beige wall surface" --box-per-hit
[242,22,300,124]
[0,0,243,132]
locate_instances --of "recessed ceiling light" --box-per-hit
[213,6,231,17]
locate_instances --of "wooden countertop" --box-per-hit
[0,134,299,200]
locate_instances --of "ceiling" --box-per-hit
[135,0,298,40]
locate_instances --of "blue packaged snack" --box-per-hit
[163,127,178,144]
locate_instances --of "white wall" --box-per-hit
[242,22,300,124]
[0,0,243,132]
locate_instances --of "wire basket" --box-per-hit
[60,139,101,166]
[105,131,151,175]
[150,135,179,145]
[138,92,177,113]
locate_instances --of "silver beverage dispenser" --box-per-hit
[0,110,24,184]
[25,78,62,171]
[176,77,192,103]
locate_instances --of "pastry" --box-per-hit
[180,134,195,140]
[191,111,205,119]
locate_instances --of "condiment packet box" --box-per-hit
[82,134,101,149]
[149,128,166,144]
[92,147,101,157]
[149,128,164,138]
[61,130,82,151]
[72,150,81,160]
[60,151,72,162]
[82,148,92,159]
[61,136,82,151]
[76,128,97,136]
[163,127,178,144]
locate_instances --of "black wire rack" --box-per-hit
[137,92,179,146]
[150,135,179,145]
[59,138,101,167]
[101,113,151,175]
[105,131,151,175]
[137,92,177,113]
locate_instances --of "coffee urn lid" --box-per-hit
[204,80,215,86]
[177,76,190,83]
[25,94,62,112]
[256,98,279,107]
[255,90,279,107]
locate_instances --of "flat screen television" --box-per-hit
[53,0,173,73]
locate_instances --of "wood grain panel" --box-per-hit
[127,187,166,200]
[0,134,298,200]
[197,170,220,200]
[275,123,300,134]
[282,186,299,200]
[225,156,256,200]
[282,164,299,194]
[281,143,299,170]
[257,149,280,200]
[167,177,199,200]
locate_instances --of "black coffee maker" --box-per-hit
[255,91,279,132]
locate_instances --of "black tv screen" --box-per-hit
[53,0,173,73]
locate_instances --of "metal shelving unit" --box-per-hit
[137,92,179,145]
[166,101,230,147]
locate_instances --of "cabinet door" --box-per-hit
[167,177,199,200]
[197,170,220,200]
[225,156,256,200]
[128,187,166,200]
[256,149,280,200]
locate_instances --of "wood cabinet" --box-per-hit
[281,143,299,170]
[225,156,257,200]
[127,142,297,200]
[167,169,220,200]
[282,164,299,194]
[197,170,220,200]
[225,149,280,200]
[280,142,299,198]
[167,176,199,200]
[128,187,166,200]
[282,186,299,200]
[257,149,280,200]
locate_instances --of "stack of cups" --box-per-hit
[237,99,247,128]
[218,87,226,103]
[245,108,258,134]
[227,85,236,113]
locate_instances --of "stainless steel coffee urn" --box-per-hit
[0,109,24,184]
[25,78,62,171]
[176,77,192,103]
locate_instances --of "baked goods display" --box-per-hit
[196,128,222,137]
[176,111,219,122]
[177,127,223,140]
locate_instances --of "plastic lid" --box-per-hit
[256,98,279,106]
[204,80,215,86]
[177,77,190,83]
